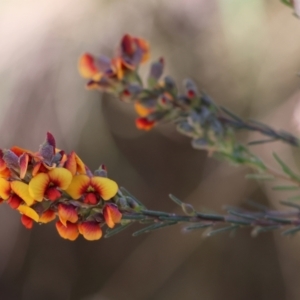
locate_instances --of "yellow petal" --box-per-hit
[28,173,50,201]
[65,174,90,200]
[0,178,10,200]
[90,177,118,201]
[11,181,35,206]
[18,205,39,222]
[48,168,72,190]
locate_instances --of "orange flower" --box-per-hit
[136,117,156,131]
[78,53,101,79]
[39,209,56,224]
[78,222,102,241]
[64,151,86,176]
[56,220,79,241]
[29,168,72,201]
[21,215,33,229]
[65,175,118,204]
[57,203,78,226]
[134,102,154,118]
[78,53,122,81]
[103,204,122,228]
[119,34,150,69]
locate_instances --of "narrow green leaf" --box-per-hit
[251,225,281,237]
[120,187,146,208]
[121,214,145,220]
[104,222,133,238]
[197,212,225,221]
[272,185,299,191]
[140,209,171,217]
[264,216,292,224]
[227,210,257,220]
[245,174,275,180]
[169,194,183,206]
[184,223,212,231]
[273,153,300,181]
[280,200,300,209]
[159,215,191,222]
[282,226,300,236]
[248,138,277,146]
[207,225,239,236]
[132,222,177,237]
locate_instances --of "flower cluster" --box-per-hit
[0,133,122,241]
[78,34,269,169]
[79,34,149,93]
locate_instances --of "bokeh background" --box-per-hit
[1,0,300,299]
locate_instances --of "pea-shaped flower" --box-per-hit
[65,174,118,204]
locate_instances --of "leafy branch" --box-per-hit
[109,190,300,238]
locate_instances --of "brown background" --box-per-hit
[0,1,300,299]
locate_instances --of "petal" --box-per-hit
[19,153,29,179]
[65,174,90,199]
[103,204,122,228]
[48,168,72,190]
[64,152,77,176]
[90,177,118,201]
[135,37,150,63]
[64,152,86,176]
[11,181,35,206]
[8,195,22,209]
[121,34,135,56]
[0,178,10,199]
[10,146,34,157]
[21,215,33,229]
[78,53,99,78]
[39,210,56,223]
[78,222,102,241]
[55,221,79,241]
[134,102,152,117]
[58,204,78,226]
[0,157,6,172]
[32,161,43,176]
[83,193,98,205]
[18,205,39,222]
[111,57,123,80]
[45,187,61,201]
[75,153,86,174]
[28,172,50,201]
[136,117,155,131]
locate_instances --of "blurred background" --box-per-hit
[1,0,300,299]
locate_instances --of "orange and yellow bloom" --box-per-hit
[66,174,118,204]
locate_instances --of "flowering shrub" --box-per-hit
[2,2,300,241]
